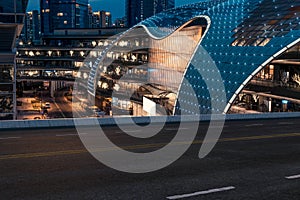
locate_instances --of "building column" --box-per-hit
[13,54,17,120]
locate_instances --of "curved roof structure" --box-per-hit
[88,0,300,115]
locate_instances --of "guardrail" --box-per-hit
[1,112,300,130]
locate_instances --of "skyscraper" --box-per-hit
[40,0,89,35]
[126,0,175,27]
[23,10,41,44]
[90,11,112,28]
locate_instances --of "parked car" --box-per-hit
[44,102,51,109]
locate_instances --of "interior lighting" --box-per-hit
[113,84,120,91]
[102,82,109,89]
[29,51,34,56]
[83,73,88,79]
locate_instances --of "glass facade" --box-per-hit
[231,42,300,113]
[84,0,300,116]
[0,0,28,23]
[85,17,208,116]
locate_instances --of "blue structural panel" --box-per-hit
[89,0,300,115]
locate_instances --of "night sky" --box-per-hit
[27,0,202,20]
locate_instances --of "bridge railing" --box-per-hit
[1,112,300,130]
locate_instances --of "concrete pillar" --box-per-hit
[13,55,17,120]
[268,98,272,112]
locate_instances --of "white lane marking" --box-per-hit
[245,124,264,127]
[278,122,295,125]
[0,137,22,140]
[56,133,88,137]
[165,128,190,131]
[166,186,235,200]
[286,174,300,180]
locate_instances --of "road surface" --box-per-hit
[53,90,73,118]
[0,118,299,199]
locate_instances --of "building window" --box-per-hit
[64,21,68,24]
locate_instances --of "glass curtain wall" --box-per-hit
[91,17,207,116]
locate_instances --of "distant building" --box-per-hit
[88,4,93,28]
[125,0,175,27]
[114,17,126,27]
[22,10,41,45]
[40,0,89,35]
[16,27,127,100]
[90,11,112,28]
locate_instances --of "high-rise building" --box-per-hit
[126,0,174,27]
[22,10,41,45]
[114,17,126,27]
[90,11,112,28]
[40,0,89,35]
[0,0,28,120]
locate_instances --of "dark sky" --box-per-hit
[27,0,202,21]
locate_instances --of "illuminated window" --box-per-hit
[64,21,68,24]
[57,13,63,17]
[45,9,50,13]
[75,62,83,67]
[28,51,34,56]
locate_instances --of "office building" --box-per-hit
[125,0,175,27]
[22,10,41,45]
[114,17,126,27]
[16,28,127,100]
[40,0,89,35]
[90,11,112,28]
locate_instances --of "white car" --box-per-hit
[44,102,51,109]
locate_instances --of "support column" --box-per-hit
[13,54,17,120]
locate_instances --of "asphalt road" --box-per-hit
[54,91,73,118]
[0,118,299,199]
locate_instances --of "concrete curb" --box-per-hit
[1,112,300,130]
